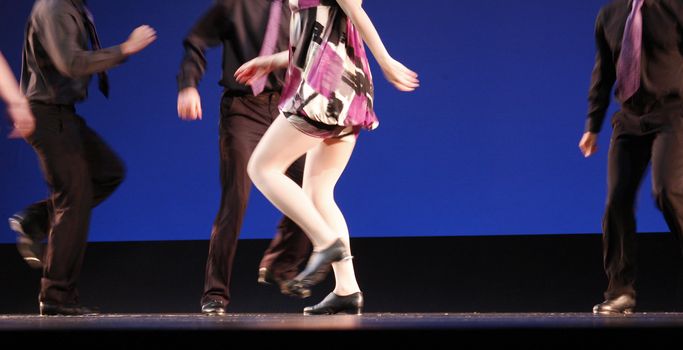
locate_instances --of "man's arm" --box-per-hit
[580,10,615,157]
[586,10,616,134]
[34,8,127,78]
[665,0,683,36]
[177,3,231,91]
[177,3,232,121]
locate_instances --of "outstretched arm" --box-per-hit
[234,51,289,86]
[336,0,419,91]
[36,7,155,78]
[0,52,34,139]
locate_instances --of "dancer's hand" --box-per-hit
[121,25,157,56]
[234,55,276,86]
[380,57,419,92]
[177,87,202,121]
[7,99,35,139]
[579,132,598,157]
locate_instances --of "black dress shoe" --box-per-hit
[40,302,100,316]
[593,294,636,315]
[285,239,349,298]
[303,292,363,315]
[201,300,226,315]
[8,213,46,269]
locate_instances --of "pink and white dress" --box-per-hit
[280,0,378,137]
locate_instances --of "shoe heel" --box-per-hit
[302,292,363,315]
[9,218,24,235]
[257,268,270,285]
[11,219,42,269]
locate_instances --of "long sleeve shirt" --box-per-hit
[586,0,683,133]
[177,0,290,96]
[21,0,127,105]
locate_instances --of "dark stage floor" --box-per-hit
[2,312,683,330]
[1,313,682,346]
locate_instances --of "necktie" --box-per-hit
[251,0,283,96]
[616,0,644,101]
[80,3,110,98]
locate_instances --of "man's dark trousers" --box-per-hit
[602,98,683,299]
[202,92,310,305]
[23,102,125,305]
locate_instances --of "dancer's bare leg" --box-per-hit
[303,135,361,295]
[248,115,339,250]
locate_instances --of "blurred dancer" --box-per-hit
[177,0,312,315]
[10,0,156,316]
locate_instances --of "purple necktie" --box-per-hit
[252,0,283,96]
[616,0,644,101]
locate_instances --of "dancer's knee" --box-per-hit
[246,154,264,186]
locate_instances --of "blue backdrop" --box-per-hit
[0,1,669,242]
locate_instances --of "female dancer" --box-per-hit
[236,0,418,314]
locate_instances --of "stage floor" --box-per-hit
[2,313,681,346]
[2,312,683,329]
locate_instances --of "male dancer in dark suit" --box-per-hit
[177,0,311,315]
[10,0,156,315]
[580,0,683,314]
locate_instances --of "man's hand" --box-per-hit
[579,132,598,158]
[121,25,157,56]
[177,87,202,121]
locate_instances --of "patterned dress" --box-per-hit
[280,0,378,137]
